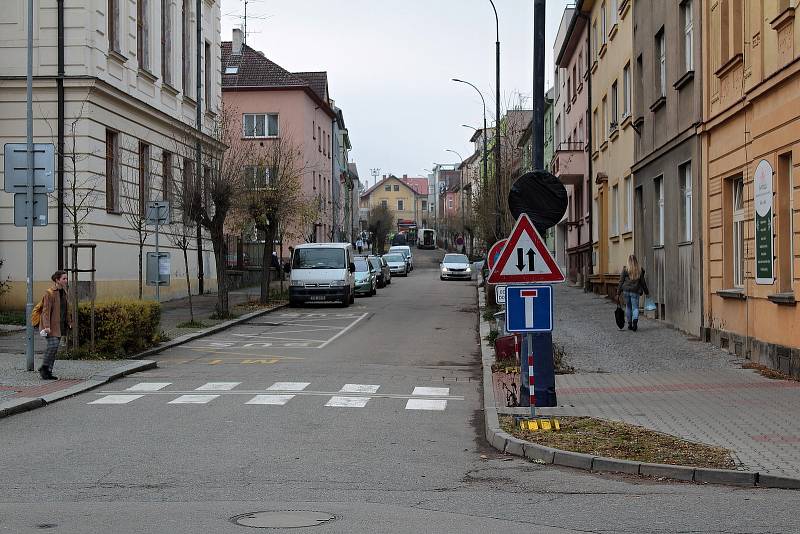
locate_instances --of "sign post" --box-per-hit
[754,159,774,285]
[146,201,170,300]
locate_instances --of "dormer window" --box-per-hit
[225,66,238,75]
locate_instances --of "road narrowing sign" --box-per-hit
[487,214,565,284]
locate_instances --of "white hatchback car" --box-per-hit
[388,245,413,271]
[440,253,472,281]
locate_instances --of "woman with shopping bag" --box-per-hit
[616,255,649,332]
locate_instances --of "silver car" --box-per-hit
[440,253,472,280]
[383,253,408,276]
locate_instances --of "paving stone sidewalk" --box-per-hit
[532,285,800,479]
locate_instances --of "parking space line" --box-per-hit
[317,313,368,349]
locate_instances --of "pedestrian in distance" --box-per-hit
[616,254,649,332]
[355,238,364,254]
[34,270,73,380]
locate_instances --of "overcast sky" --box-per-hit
[221,0,570,188]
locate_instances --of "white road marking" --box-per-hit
[195,382,240,391]
[325,384,380,408]
[89,395,144,404]
[168,395,219,404]
[267,382,311,391]
[125,382,171,392]
[246,394,295,405]
[405,399,448,411]
[411,387,450,396]
[316,313,369,349]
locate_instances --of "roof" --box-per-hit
[459,152,479,169]
[347,162,359,179]
[469,127,495,143]
[360,175,420,199]
[401,177,429,195]
[221,42,335,117]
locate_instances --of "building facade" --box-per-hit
[553,5,592,286]
[701,0,800,375]
[0,0,222,308]
[359,175,423,234]
[632,0,703,335]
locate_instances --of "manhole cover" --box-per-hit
[231,511,335,529]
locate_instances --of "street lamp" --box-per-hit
[452,78,489,220]
[445,149,467,255]
[489,0,501,241]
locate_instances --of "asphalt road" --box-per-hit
[1,248,798,533]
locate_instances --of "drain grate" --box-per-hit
[231,511,336,529]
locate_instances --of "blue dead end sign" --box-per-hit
[505,285,553,333]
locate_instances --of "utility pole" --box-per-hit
[532,0,545,169]
[490,0,501,241]
[25,0,34,371]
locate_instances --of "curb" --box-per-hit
[0,359,157,420]
[476,286,800,490]
[135,302,288,360]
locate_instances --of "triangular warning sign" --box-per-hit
[487,214,565,284]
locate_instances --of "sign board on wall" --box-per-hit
[754,159,774,285]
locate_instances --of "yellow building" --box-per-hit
[359,175,424,234]
[587,0,636,295]
[701,0,800,375]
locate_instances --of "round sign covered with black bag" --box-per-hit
[507,170,568,235]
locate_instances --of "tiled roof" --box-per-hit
[360,175,419,198]
[221,42,308,88]
[401,177,429,195]
[293,71,328,101]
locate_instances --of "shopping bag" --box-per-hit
[644,296,657,311]
[614,305,625,329]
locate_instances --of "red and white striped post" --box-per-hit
[528,347,535,416]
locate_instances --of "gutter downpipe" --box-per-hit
[57,0,65,266]
[332,116,336,242]
[578,8,593,292]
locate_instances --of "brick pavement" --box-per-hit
[515,286,800,478]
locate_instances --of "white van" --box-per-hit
[289,243,356,307]
[388,245,413,271]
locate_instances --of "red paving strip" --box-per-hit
[0,386,17,391]
[559,381,800,395]
[9,379,83,399]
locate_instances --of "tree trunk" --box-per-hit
[211,231,228,316]
[138,237,143,300]
[183,245,194,323]
[260,229,276,305]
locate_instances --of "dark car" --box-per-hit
[369,255,391,288]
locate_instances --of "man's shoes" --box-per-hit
[38,366,57,380]
[627,323,633,330]
[632,319,638,332]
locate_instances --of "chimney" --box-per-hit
[403,174,407,179]
[382,174,386,180]
[232,28,243,56]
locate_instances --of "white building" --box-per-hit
[0,0,222,308]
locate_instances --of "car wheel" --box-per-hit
[440,276,445,281]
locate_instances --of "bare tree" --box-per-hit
[368,205,393,254]
[240,134,314,304]
[164,167,197,323]
[118,163,150,300]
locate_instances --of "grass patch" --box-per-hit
[485,329,499,347]
[176,320,208,329]
[481,305,499,322]
[553,342,575,375]
[501,415,736,469]
[0,310,25,326]
[743,361,799,382]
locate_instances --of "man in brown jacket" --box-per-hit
[39,270,72,380]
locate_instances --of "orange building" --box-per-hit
[701,0,800,375]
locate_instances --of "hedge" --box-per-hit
[76,299,161,357]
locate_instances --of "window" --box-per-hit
[777,153,794,292]
[242,113,279,138]
[393,185,400,192]
[592,109,599,149]
[654,176,664,246]
[610,0,617,27]
[384,185,391,191]
[601,2,607,42]
[622,63,630,117]
[610,81,618,127]
[592,22,599,59]
[635,55,643,116]
[682,0,694,71]
[105,130,119,212]
[732,177,745,288]
[138,142,150,216]
[137,0,150,70]
[448,198,454,209]
[611,184,619,236]
[182,0,191,94]
[182,158,194,222]
[108,0,119,53]
[656,29,666,97]
[592,197,600,241]
[204,41,211,107]
[313,120,316,139]
[601,96,608,138]
[625,175,633,231]
[318,126,321,150]
[421,200,427,211]
[161,0,171,83]
[224,66,237,75]
[679,162,693,242]
[577,53,583,80]
[162,150,172,203]
[245,166,270,189]
[381,199,388,209]
[397,199,404,211]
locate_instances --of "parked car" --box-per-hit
[383,253,408,277]
[440,253,472,281]
[353,257,377,296]
[369,255,391,287]
[288,243,356,307]
[388,245,413,271]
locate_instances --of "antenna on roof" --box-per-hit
[222,0,270,45]
[370,168,380,187]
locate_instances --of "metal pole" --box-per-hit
[195,0,204,294]
[155,218,160,302]
[490,0,501,240]
[532,0,546,169]
[25,0,35,371]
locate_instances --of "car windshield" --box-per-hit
[384,254,404,262]
[292,248,347,269]
[369,258,382,270]
[354,259,371,272]
[444,254,469,263]
[390,249,409,258]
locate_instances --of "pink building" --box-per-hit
[222,29,337,247]
[553,7,591,286]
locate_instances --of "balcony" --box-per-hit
[551,142,587,185]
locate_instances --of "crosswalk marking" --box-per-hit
[406,386,450,411]
[168,394,220,404]
[267,382,310,391]
[125,382,171,392]
[246,394,296,405]
[195,382,240,391]
[89,394,144,404]
[325,384,380,408]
